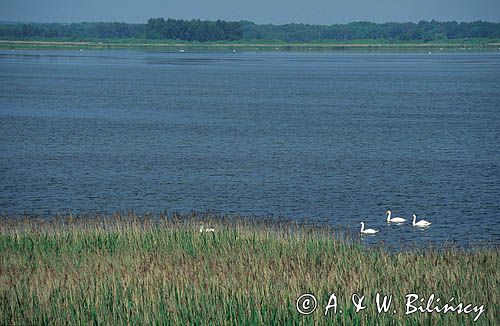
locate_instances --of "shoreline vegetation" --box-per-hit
[1,212,498,324]
[1,39,500,51]
[1,18,499,51]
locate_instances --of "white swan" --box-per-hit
[412,214,431,227]
[199,224,215,233]
[386,210,406,223]
[360,222,379,235]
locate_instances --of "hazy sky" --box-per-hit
[1,0,499,24]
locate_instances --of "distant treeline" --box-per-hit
[0,19,499,42]
[0,19,243,42]
[243,21,500,42]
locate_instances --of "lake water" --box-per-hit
[1,49,499,248]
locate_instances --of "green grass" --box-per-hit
[1,38,499,51]
[0,213,498,324]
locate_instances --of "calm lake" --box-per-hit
[1,49,499,248]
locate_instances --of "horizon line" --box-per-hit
[1,18,499,26]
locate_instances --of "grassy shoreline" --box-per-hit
[1,38,500,51]
[0,213,498,324]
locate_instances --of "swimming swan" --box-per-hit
[360,222,379,235]
[412,214,431,227]
[386,210,406,223]
[199,224,215,233]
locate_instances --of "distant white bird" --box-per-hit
[386,210,406,223]
[412,214,431,227]
[199,224,215,233]
[360,222,379,235]
[179,49,185,53]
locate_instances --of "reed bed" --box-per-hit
[0,212,498,325]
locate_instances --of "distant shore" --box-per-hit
[1,39,499,51]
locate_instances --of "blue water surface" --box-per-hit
[1,49,499,248]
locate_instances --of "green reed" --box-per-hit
[0,213,498,325]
